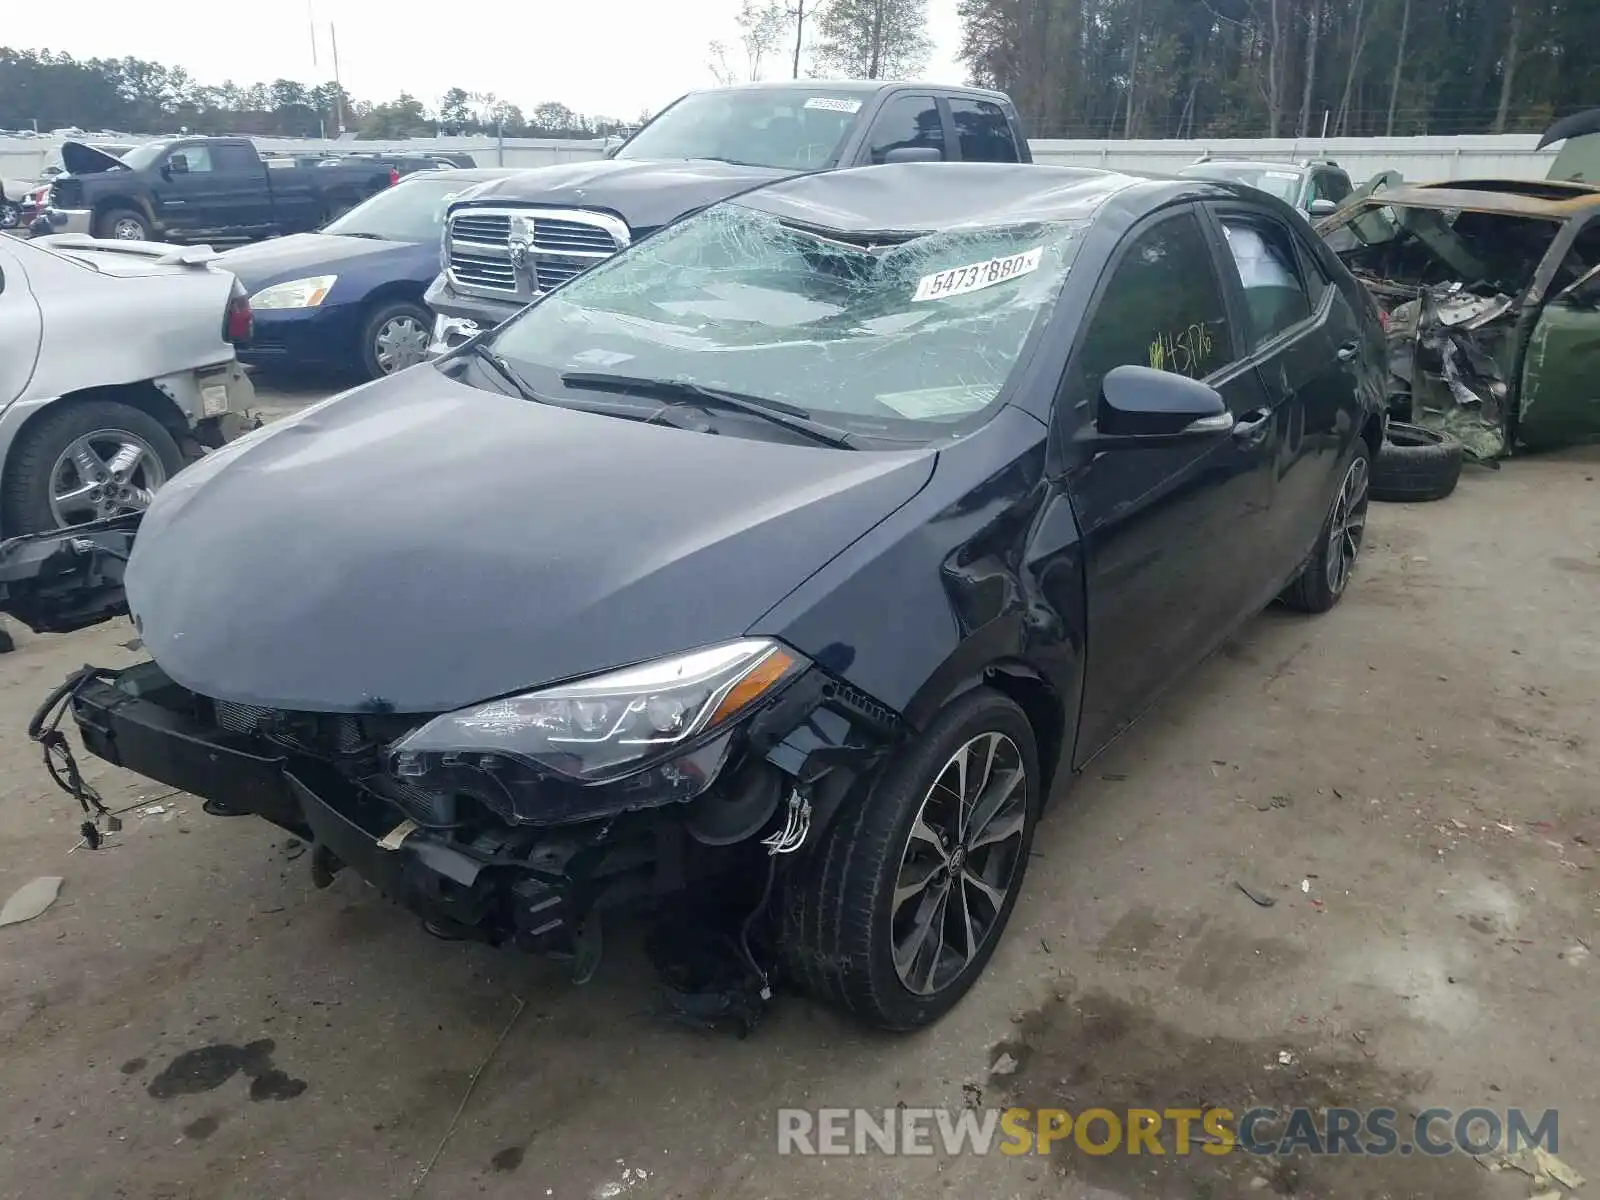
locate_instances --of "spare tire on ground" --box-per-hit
[1371,422,1464,502]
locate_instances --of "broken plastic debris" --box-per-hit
[0,876,63,927]
[1482,1146,1586,1190]
[991,1051,1019,1076]
[140,805,166,817]
[1300,878,1311,894]
[1561,943,1590,965]
[1277,1050,1296,1066]
[1235,881,1277,908]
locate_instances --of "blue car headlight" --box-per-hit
[390,638,808,788]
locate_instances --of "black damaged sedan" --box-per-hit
[1,164,1384,1030]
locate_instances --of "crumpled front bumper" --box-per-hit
[66,662,501,931]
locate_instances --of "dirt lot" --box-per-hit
[1,386,1596,1200]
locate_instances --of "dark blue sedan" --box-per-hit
[221,168,517,380]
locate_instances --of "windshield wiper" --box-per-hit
[467,344,547,404]
[559,372,856,449]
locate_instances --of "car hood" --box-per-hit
[451,157,793,233]
[125,367,936,713]
[218,232,420,291]
[60,140,130,175]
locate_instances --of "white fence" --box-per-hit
[2,132,1559,188]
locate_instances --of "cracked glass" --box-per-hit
[485,202,1088,437]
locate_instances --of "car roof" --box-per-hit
[690,79,1014,103]
[1347,178,1600,220]
[737,162,1230,233]
[1181,160,1309,174]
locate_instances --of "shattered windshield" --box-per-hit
[612,89,866,170]
[483,203,1086,438]
[1180,164,1303,205]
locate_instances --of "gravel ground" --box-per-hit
[0,391,1596,1200]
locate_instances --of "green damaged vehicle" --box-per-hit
[1316,113,1600,459]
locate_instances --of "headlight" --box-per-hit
[391,638,808,785]
[250,275,337,309]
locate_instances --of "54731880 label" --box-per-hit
[912,247,1044,303]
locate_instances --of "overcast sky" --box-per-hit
[5,0,968,119]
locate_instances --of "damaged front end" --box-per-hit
[1318,183,1600,457]
[33,636,901,1012]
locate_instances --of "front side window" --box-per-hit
[949,99,1018,163]
[866,95,945,164]
[484,202,1088,440]
[1220,218,1312,347]
[171,146,213,174]
[1076,210,1233,397]
[613,88,864,171]
[1312,171,1353,204]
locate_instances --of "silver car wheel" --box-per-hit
[373,314,430,374]
[1325,453,1370,595]
[111,217,146,240]
[0,201,18,229]
[891,731,1029,996]
[49,429,169,527]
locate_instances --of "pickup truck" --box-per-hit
[425,79,1031,349]
[31,137,398,245]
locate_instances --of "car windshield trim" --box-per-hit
[559,371,859,448]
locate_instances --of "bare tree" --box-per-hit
[1492,0,1523,133]
[1385,0,1409,136]
[812,0,933,79]
[1333,0,1369,135]
[1298,0,1321,138]
[708,0,793,84]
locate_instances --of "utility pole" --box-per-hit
[330,23,345,134]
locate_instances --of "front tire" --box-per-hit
[95,208,151,241]
[359,301,433,379]
[782,687,1040,1031]
[1280,440,1371,614]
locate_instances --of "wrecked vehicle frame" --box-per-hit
[1316,179,1600,457]
[4,163,1385,1032]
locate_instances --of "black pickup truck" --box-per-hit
[425,79,1031,348]
[32,137,397,244]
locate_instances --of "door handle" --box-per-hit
[1336,341,1360,362]
[1232,408,1272,444]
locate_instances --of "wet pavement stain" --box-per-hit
[146,1040,306,1103]
[119,1057,147,1076]
[990,989,1503,1199]
[490,1145,525,1172]
[181,1115,220,1141]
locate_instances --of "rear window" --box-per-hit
[1180,163,1303,206]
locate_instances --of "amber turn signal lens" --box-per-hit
[708,648,797,726]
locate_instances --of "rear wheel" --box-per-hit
[95,208,151,240]
[0,199,19,229]
[1280,441,1371,614]
[359,301,433,379]
[782,688,1040,1030]
[0,400,184,534]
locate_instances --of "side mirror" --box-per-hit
[166,154,189,175]
[1083,365,1232,447]
[883,146,942,164]
[1308,198,1339,218]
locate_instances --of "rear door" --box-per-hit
[210,142,273,237]
[1062,204,1281,760]
[1206,201,1364,574]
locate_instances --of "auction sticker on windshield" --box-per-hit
[804,97,863,113]
[913,248,1044,302]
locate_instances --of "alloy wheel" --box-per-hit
[1325,453,1370,595]
[373,315,430,374]
[891,731,1030,996]
[48,429,169,527]
[112,218,145,240]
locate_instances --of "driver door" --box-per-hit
[1060,205,1282,761]
[150,144,216,237]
